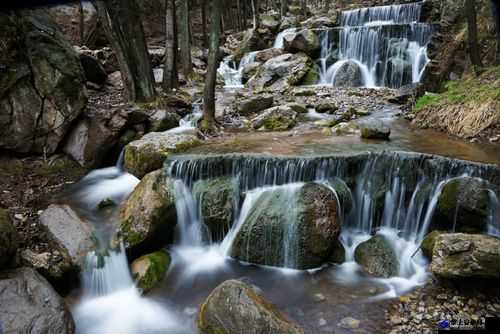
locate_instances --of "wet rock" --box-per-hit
[131,250,170,293]
[360,122,391,140]
[231,183,341,269]
[192,177,239,241]
[78,53,107,85]
[20,250,65,279]
[420,230,444,259]
[355,234,399,278]
[261,14,281,33]
[146,109,181,132]
[280,16,300,31]
[316,101,338,114]
[114,169,177,252]
[39,205,96,275]
[332,61,363,87]
[235,29,269,59]
[241,62,262,83]
[301,16,337,29]
[432,177,491,233]
[283,29,320,58]
[331,122,360,136]
[255,48,284,63]
[0,267,75,334]
[429,233,500,280]
[0,208,19,269]
[237,96,274,116]
[250,105,298,131]
[0,10,87,155]
[326,178,353,214]
[247,53,317,92]
[198,280,304,334]
[330,238,346,264]
[123,131,201,178]
[338,317,360,329]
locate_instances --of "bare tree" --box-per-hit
[94,0,155,102]
[163,0,178,91]
[465,0,483,70]
[179,0,193,78]
[202,0,222,130]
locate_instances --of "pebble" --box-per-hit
[313,293,326,303]
[318,318,327,327]
[338,317,360,329]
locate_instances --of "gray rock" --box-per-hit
[360,122,391,140]
[147,109,181,132]
[279,16,300,31]
[237,96,274,116]
[78,53,107,85]
[40,205,96,274]
[301,16,337,29]
[198,280,304,334]
[430,233,500,280]
[283,29,320,57]
[254,48,284,63]
[332,60,363,87]
[355,234,399,278]
[0,208,19,269]
[241,62,262,83]
[316,101,338,114]
[230,182,341,269]
[250,105,298,131]
[0,267,75,334]
[0,10,87,154]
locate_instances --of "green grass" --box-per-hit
[414,94,441,112]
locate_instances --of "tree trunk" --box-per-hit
[94,0,155,102]
[179,0,193,78]
[78,1,84,45]
[492,0,500,65]
[465,0,483,70]
[202,0,208,47]
[281,0,288,17]
[203,0,222,128]
[163,0,178,91]
[252,0,260,29]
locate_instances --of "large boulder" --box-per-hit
[114,169,177,252]
[260,14,281,33]
[432,177,491,233]
[198,280,304,334]
[131,250,170,293]
[230,183,341,269]
[0,267,75,333]
[250,105,298,131]
[254,48,284,63]
[123,131,201,178]
[283,29,320,58]
[354,234,399,278]
[39,205,96,276]
[332,61,363,87]
[247,53,318,92]
[360,122,391,140]
[0,10,87,154]
[192,177,239,242]
[237,96,274,116]
[234,29,269,59]
[301,16,337,29]
[0,208,19,269]
[429,233,500,280]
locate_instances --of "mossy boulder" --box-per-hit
[123,131,201,178]
[283,29,320,58]
[330,239,346,264]
[192,177,239,242]
[131,250,171,293]
[230,182,341,269]
[0,208,19,269]
[234,29,269,60]
[354,234,399,278]
[197,280,304,334]
[420,230,444,259]
[250,106,298,131]
[286,103,308,114]
[432,177,491,233]
[360,122,391,140]
[325,178,353,215]
[114,169,177,252]
[429,233,500,280]
[237,96,274,116]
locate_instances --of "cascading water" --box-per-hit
[317,2,433,88]
[217,51,258,88]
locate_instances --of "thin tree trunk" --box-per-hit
[203,0,222,129]
[281,0,288,17]
[465,0,482,70]
[179,0,193,78]
[252,0,260,29]
[163,0,178,91]
[202,0,208,47]
[78,1,84,45]
[94,0,155,102]
[492,0,500,65]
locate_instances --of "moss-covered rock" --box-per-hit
[197,280,304,334]
[131,250,170,293]
[230,182,341,269]
[192,177,239,242]
[0,208,19,269]
[330,238,346,264]
[420,230,444,259]
[123,131,201,178]
[429,233,500,280]
[237,96,274,116]
[354,234,399,278]
[432,176,491,233]
[250,106,298,131]
[114,169,177,252]
[325,178,353,215]
[360,123,391,140]
[286,103,308,114]
[316,101,338,114]
[283,29,320,58]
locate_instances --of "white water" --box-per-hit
[273,28,298,48]
[317,2,432,88]
[167,104,203,134]
[217,51,258,88]
[488,190,500,237]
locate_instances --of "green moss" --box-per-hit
[437,179,460,213]
[134,251,170,292]
[414,94,441,112]
[420,230,444,259]
[119,219,143,247]
[263,116,292,131]
[300,68,319,85]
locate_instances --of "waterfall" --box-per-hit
[273,28,298,48]
[217,51,258,88]
[488,190,500,237]
[317,2,433,88]
[167,103,203,134]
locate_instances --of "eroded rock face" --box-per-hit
[131,250,170,293]
[39,205,96,276]
[429,233,500,280]
[192,177,239,242]
[230,183,341,269]
[432,177,491,233]
[247,53,317,92]
[0,10,87,154]
[123,131,201,178]
[0,267,75,334]
[354,234,399,278]
[0,209,19,270]
[198,280,304,334]
[114,169,177,252]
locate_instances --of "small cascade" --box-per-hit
[317,2,433,88]
[172,180,205,246]
[488,190,500,236]
[217,51,258,88]
[273,28,298,48]
[167,103,203,134]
